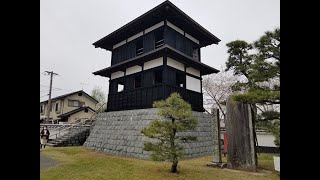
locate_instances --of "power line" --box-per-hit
[40,76,50,82]
[40,84,74,92]
[40,94,48,98]
[40,84,62,90]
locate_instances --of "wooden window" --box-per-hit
[176,72,184,88]
[154,70,163,84]
[192,47,199,60]
[68,100,81,107]
[80,102,85,107]
[116,80,125,92]
[134,75,142,88]
[155,29,164,48]
[136,38,143,56]
[55,103,59,111]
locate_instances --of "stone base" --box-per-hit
[83,108,217,159]
[206,162,227,168]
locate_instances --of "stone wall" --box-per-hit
[83,108,216,160]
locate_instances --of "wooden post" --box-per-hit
[211,108,222,163]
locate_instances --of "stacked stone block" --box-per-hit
[83,108,216,159]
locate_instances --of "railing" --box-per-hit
[48,121,80,140]
[136,48,143,56]
[155,39,164,48]
[46,120,89,142]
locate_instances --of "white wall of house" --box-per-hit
[186,67,200,77]
[40,92,98,121]
[127,31,143,43]
[144,57,163,70]
[145,21,164,34]
[166,20,184,35]
[185,32,200,44]
[110,71,125,80]
[67,109,96,123]
[112,40,126,49]
[126,65,142,75]
[186,75,201,93]
[167,57,184,71]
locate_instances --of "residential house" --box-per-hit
[40,90,99,123]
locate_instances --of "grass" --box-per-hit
[41,146,280,180]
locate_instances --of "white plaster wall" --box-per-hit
[186,75,201,93]
[126,65,142,75]
[186,67,200,77]
[167,20,184,35]
[110,71,125,80]
[112,40,126,49]
[145,21,164,34]
[127,31,143,42]
[185,32,200,44]
[167,57,184,71]
[144,57,163,70]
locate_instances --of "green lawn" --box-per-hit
[40,146,279,180]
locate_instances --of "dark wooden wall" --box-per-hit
[111,25,200,65]
[107,66,203,112]
[165,27,199,60]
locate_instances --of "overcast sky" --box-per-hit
[40,0,280,102]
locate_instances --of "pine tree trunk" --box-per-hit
[171,161,178,173]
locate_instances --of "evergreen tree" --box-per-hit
[225,28,280,147]
[141,93,198,173]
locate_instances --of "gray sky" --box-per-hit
[40,0,280,102]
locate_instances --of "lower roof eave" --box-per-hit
[92,45,219,77]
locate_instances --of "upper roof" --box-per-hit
[93,0,220,51]
[40,90,99,104]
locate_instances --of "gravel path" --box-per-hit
[40,152,59,169]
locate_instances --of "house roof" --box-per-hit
[93,0,220,51]
[57,106,96,118]
[40,90,99,104]
[93,45,219,77]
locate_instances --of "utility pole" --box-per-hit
[44,71,58,124]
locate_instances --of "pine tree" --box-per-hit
[225,28,280,147]
[141,93,198,173]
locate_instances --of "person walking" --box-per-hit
[40,126,50,150]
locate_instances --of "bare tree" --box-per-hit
[91,86,107,113]
[202,67,239,122]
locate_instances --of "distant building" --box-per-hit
[220,127,279,153]
[40,90,99,123]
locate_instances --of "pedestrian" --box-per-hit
[40,126,50,150]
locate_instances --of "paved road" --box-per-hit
[40,152,59,169]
